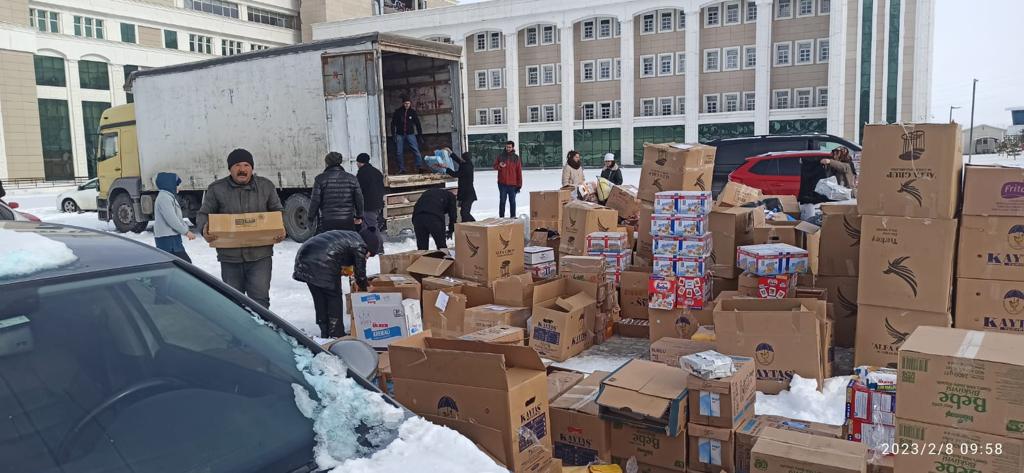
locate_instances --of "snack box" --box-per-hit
[588,251,632,272]
[652,255,708,278]
[586,232,630,253]
[651,215,709,237]
[736,244,809,276]
[676,274,712,309]
[654,191,714,216]
[524,246,556,265]
[648,275,677,310]
[527,261,558,279]
[652,234,713,257]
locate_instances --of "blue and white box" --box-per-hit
[651,214,709,237]
[654,191,713,216]
[652,234,713,257]
[351,292,423,348]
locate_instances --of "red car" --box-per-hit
[727,151,831,196]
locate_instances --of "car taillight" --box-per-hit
[23,212,40,222]
[8,201,19,209]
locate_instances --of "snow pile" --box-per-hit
[0,228,77,279]
[755,375,852,426]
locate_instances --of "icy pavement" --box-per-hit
[0,228,77,279]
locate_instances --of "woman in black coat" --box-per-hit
[446,151,478,222]
[293,230,372,338]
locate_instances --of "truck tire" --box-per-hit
[283,193,316,243]
[111,193,148,234]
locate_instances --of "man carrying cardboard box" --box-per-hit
[197,148,286,308]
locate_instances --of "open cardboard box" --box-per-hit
[596,359,689,437]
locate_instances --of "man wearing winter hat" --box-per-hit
[196,148,285,308]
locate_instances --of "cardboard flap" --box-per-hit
[555,292,597,312]
[408,254,455,276]
[688,423,733,441]
[758,426,869,458]
[533,278,567,306]
[425,337,547,370]
[596,385,671,418]
[603,360,688,400]
[389,334,545,389]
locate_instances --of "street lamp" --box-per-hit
[969,79,979,163]
[949,106,961,123]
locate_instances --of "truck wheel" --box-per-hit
[283,194,316,243]
[111,193,145,233]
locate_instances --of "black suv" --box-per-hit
[705,134,861,195]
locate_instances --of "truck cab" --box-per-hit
[96,104,147,233]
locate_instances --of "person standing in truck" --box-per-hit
[445,151,477,222]
[197,148,285,309]
[411,187,458,250]
[153,172,195,263]
[493,141,523,218]
[293,229,373,339]
[391,96,424,174]
[308,151,365,233]
[355,152,385,255]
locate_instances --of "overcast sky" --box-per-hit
[456,0,1023,128]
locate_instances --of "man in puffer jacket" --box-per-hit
[309,151,365,233]
[293,230,373,338]
[153,172,194,262]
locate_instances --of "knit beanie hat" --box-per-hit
[356,153,371,164]
[227,148,254,169]
[325,152,344,167]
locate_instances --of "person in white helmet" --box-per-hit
[599,153,623,185]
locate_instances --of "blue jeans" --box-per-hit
[498,183,518,218]
[394,134,422,171]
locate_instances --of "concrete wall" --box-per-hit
[466,31,506,123]
[0,50,44,179]
[574,18,620,116]
[301,0,371,42]
[634,10,684,115]
[699,5,755,102]
[138,25,162,49]
[900,0,915,122]
[770,10,829,96]
[517,24,561,118]
[0,0,29,26]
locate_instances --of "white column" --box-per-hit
[684,8,700,143]
[754,0,774,135]
[455,37,471,153]
[618,16,635,165]
[560,24,575,162]
[827,0,848,135]
[504,31,520,147]
[912,0,935,122]
[65,60,87,177]
[110,65,127,106]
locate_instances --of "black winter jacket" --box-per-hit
[391,106,423,136]
[357,164,385,212]
[600,165,623,185]
[413,188,458,232]
[445,159,477,202]
[309,165,364,226]
[293,230,369,291]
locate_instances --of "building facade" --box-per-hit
[314,0,935,167]
[961,124,1005,155]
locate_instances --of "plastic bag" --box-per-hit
[814,176,853,201]
[424,149,454,174]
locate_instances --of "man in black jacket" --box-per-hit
[355,153,385,254]
[445,151,477,222]
[292,230,372,338]
[308,152,364,233]
[412,187,457,250]
[390,96,424,174]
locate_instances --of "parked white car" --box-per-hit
[57,178,99,212]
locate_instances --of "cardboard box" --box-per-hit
[954,277,1024,334]
[853,304,951,369]
[206,212,285,248]
[638,142,716,203]
[687,424,737,473]
[844,367,898,451]
[525,246,556,265]
[379,249,432,274]
[753,220,820,249]
[897,326,1024,439]
[350,293,423,349]
[465,304,531,333]
[609,421,687,471]
[858,123,963,219]
[421,275,485,291]
[738,272,797,299]
[561,201,620,256]
[735,416,845,473]
[857,215,958,313]
[648,276,677,310]
[368,274,421,300]
[390,335,552,472]
[868,455,894,473]
[652,256,708,278]
[651,214,709,238]
[712,298,824,394]
[763,194,799,218]
[709,207,758,279]
[717,182,764,208]
[736,243,810,276]
[750,427,868,473]
[615,318,650,338]
[493,273,536,308]
[460,325,526,345]
[407,251,456,280]
[653,235,713,258]
[958,215,1024,281]
[687,358,756,429]
[962,164,1024,217]
[894,417,1024,473]
[527,261,558,280]
[548,370,586,402]
[455,218,525,284]
[650,337,716,367]
[620,271,651,319]
[606,184,640,220]
[649,307,710,342]
[421,288,469,338]
[813,275,859,348]
[597,359,689,436]
[530,292,597,362]
[676,274,712,309]
[808,203,861,277]
[638,202,655,261]
[712,277,739,299]
[551,371,614,466]
[531,188,574,222]
[654,191,714,216]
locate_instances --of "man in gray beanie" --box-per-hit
[196,148,285,308]
[308,151,364,234]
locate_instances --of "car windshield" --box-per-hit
[0,264,320,473]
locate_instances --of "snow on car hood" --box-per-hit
[0,228,77,279]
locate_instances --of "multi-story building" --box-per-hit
[314,0,936,167]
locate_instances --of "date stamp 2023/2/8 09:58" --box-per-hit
[882,442,1005,456]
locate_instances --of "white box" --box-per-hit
[350,292,423,348]
[524,246,556,265]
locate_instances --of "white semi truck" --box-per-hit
[96,32,465,241]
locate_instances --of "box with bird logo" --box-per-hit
[529,291,598,361]
[958,215,1024,282]
[954,277,1024,334]
[638,143,716,204]
[857,123,963,219]
[857,215,957,313]
[455,218,525,285]
[807,202,861,277]
[853,304,951,369]
[561,201,620,256]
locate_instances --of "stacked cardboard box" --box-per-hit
[587,231,632,286]
[528,277,599,361]
[421,276,494,338]
[648,191,714,313]
[686,358,757,473]
[844,366,897,452]
[605,184,640,221]
[855,123,961,368]
[455,218,526,285]
[350,292,423,348]
[734,415,845,473]
[809,202,861,348]
[955,165,1024,335]
[734,243,809,302]
[750,428,868,473]
[562,256,618,341]
[525,245,557,279]
[550,371,613,466]
[560,201,619,257]
[635,143,716,261]
[531,188,573,232]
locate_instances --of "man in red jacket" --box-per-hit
[493,140,523,218]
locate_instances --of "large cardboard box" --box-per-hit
[650,337,716,367]
[406,251,456,280]
[548,371,586,402]
[638,202,655,261]
[551,371,614,466]
[709,207,757,279]
[752,220,819,249]
[649,307,706,342]
[560,201,619,256]
[962,164,1024,217]
[687,358,756,429]
[687,424,737,473]
[897,326,1024,439]
[465,304,531,332]
[857,123,963,219]
[808,203,861,277]
[379,249,432,274]
[609,421,687,472]
[597,359,689,437]
[712,298,824,394]
[531,189,573,222]
[529,292,597,362]
[857,215,958,313]
[620,271,651,319]
[958,215,1024,281]
[455,218,525,284]
[606,184,640,220]
[813,275,859,348]
[350,292,422,348]
[368,274,421,300]
[206,212,285,248]
[460,325,526,345]
[422,288,470,338]
[735,415,845,473]
[854,304,951,368]
[390,335,552,472]
[638,143,716,203]
[954,277,1024,334]
[750,427,868,473]
[493,273,537,308]
[717,182,764,208]
[894,417,1024,473]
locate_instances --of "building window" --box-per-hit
[599,101,613,119]
[614,58,621,79]
[189,34,212,54]
[659,11,674,32]
[795,40,814,65]
[78,60,110,90]
[744,91,756,110]
[30,8,60,33]
[222,39,243,56]
[475,70,487,90]
[640,55,656,78]
[526,66,540,86]
[641,14,656,34]
[542,25,555,44]
[798,0,815,17]
[777,0,794,18]
[676,52,686,74]
[489,68,503,89]
[820,0,831,14]
[582,20,595,40]
[795,88,813,108]
[248,6,296,29]
[82,100,110,177]
[489,32,501,50]
[525,26,538,46]
[774,42,792,66]
[491,108,505,125]
[582,103,596,120]
[599,18,613,38]
[743,45,757,69]
[658,53,673,76]
[185,0,239,18]
[658,97,673,116]
[475,33,487,51]
[73,16,105,39]
[476,109,489,125]
[817,87,829,107]
[773,89,791,109]
[34,55,66,87]
[614,100,622,118]
[122,65,138,102]
[677,10,686,30]
[250,44,269,51]
[745,1,757,22]
[557,63,562,83]
[542,64,556,85]
[705,5,720,27]
[704,49,720,72]
[817,38,830,63]
[527,106,541,123]
[641,98,656,117]
[724,2,741,25]
[120,23,137,43]
[676,96,686,115]
[724,92,740,112]
[597,59,612,81]
[543,104,557,122]
[164,30,178,49]
[580,61,595,82]
[723,47,740,71]
[704,94,720,113]
[37,99,74,180]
